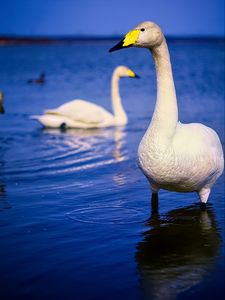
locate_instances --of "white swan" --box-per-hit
[31,66,139,128]
[109,21,224,204]
[0,91,5,114]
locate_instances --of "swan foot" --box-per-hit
[198,188,211,204]
[60,122,67,131]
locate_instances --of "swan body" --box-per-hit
[34,99,115,128]
[110,21,224,204]
[32,66,138,128]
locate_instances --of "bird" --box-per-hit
[31,66,139,129]
[27,72,45,84]
[109,21,224,205]
[0,91,5,114]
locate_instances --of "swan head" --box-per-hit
[114,65,140,78]
[109,21,164,52]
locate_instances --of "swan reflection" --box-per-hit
[0,182,11,211]
[41,127,127,174]
[0,163,10,211]
[135,204,220,300]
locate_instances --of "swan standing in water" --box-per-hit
[31,66,139,128]
[109,21,224,205]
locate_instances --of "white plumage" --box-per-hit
[110,21,224,204]
[31,66,138,128]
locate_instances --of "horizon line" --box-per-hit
[0,34,224,46]
[0,33,224,38]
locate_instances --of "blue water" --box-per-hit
[0,40,224,300]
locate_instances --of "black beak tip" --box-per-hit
[135,74,140,79]
[108,39,124,53]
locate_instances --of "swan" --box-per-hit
[109,21,224,205]
[31,66,139,128]
[0,91,5,114]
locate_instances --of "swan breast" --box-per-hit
[138,122,224,192]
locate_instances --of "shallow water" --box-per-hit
[0,40,224,300]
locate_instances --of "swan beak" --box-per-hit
[128,70,140,79]
[109,29,140,52]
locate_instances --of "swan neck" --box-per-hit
[149,39,178,139]
[111,72,127,125]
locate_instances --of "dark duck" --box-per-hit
[27,73,45,84]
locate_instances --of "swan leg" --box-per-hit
[150,183,159,211]
[198,188,211,205]
[151,192,158,213]
[146,193,159,226]
[150,183,159,194]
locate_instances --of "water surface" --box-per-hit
[0,39,224,300]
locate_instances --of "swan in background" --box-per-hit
[110,21,224,205]
[0,91,5,114]
[31,66,139,128]
[27,72,45,84]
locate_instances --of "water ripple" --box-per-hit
[3,127,128,180]
[66,205,146,225]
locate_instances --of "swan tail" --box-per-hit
[30,115,40,120]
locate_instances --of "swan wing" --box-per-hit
[30,114,101,128]
[174,122,224,174]
[31,114,77,128]
[45,99,114,124]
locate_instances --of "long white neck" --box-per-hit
[147,38,178,143]
[111,72,127,125]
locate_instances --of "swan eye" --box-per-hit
[140,28,145,32]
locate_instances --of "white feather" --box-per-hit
[31,65,138,128]
[118,21,224,203]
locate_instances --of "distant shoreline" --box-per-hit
[0,36,120,46]
[0,35,224,46]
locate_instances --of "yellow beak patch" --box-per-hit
[128,70,135,77]
[123,30,140,47]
